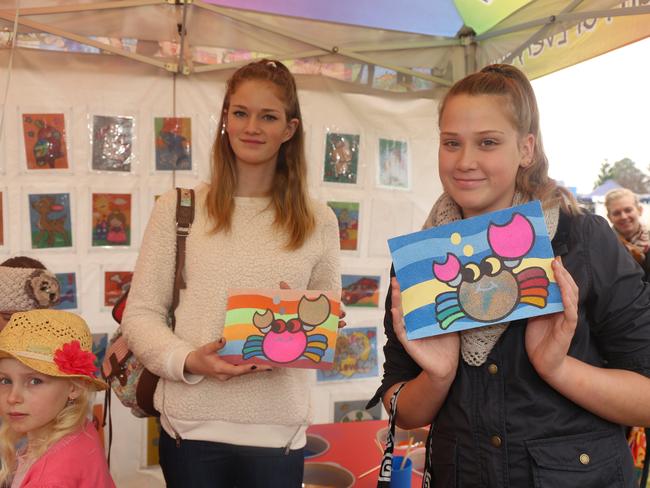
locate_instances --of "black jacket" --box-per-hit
[370,211,650,487]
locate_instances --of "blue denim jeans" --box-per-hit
[159,429,304,488]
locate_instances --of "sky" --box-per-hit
[532,36,650,195]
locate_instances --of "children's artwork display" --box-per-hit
[220,289,341,369]
[333,399,383,423]
[28,192,73,249]
[377,138,409,189]
[53,272,78,310]
[21,113,69,170]
[154,117,192,171]
[91,115,134,172]
[341,274,380,307]
[91,333,108,374]
[317,326,378,382]
[92,193,132,247]
[327,201,360,251]
[323,132,359,184]
[388,201,563,340]
[146,417,161,466]
[103,271,133,307]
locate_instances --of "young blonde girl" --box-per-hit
[0,309,114,488]
[370,64,650,487]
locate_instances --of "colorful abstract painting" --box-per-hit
[341,274,380,307]
[92,333,108,375]
[92,193,132,247]
[388,201,563,340]
[377,138,409,189]
[317,326,378,381]
[333,399,382,423]
[91,115,134,172]
[154,117,192,170]
[220,289,341,369]
[323,132,359,184]
[146,417,161,466]
[103,271,132,307]
[28,193,73,249]
[53,272,78,310]
[327,201,359,251]
[22,113,69,170]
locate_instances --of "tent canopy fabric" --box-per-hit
[1,0,649,92]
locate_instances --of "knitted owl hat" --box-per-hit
[0,258,61,314]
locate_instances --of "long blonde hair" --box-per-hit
[0,379,93,485]
[438,64,580,215]
[206,59,314,250]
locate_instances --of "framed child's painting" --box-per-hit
[21,112,70,171]
[341,273,380,308]
[53,272,79,310]
[317,326,379,382]
[92,333,108,374]
[220,289,341,369]
[377,138,410,190]
[333,398,383,423]
[388,201,563,340]
[322,132,360,184]
[103,270,133,308]
[27,192,73,249]
[91,192,132,248]
[90,114,135,172]
[154,117,192,171]
[327,201,360,252]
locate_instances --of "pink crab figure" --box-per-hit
[242,294,331,364]
[432,213,550,330]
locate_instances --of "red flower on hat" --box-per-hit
[53,340,97,378]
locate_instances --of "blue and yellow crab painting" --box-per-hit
[388,201,564,340]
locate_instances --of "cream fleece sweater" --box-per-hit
[122,183,341,448]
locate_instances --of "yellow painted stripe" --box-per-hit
[402,257,555,316]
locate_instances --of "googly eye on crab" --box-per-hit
[461,263,481,283]
[479,256,502,277]
[432,253,462,286]
[487,213,535,268]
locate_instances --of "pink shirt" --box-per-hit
[15,421,115,488]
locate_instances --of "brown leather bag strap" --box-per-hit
[171,188,195,331]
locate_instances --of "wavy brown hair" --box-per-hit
[206,59,314,250]
[438,64,580,215]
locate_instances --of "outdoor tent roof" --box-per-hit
[1,0,649,92]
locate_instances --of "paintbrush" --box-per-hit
[400,434,414,470]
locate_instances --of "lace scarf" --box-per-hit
[422,192,560,366]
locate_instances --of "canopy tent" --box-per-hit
[1,0,649,94]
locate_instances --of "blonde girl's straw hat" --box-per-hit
[0,309,107,391]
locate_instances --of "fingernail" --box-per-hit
[251,365,257,370]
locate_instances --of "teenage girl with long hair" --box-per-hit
[122,59,341,488]
[370,64,650,487]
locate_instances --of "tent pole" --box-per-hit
[0,13,173,71]
[0,0,160,16]
[499,0,586,66]
[477,5,650,42]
